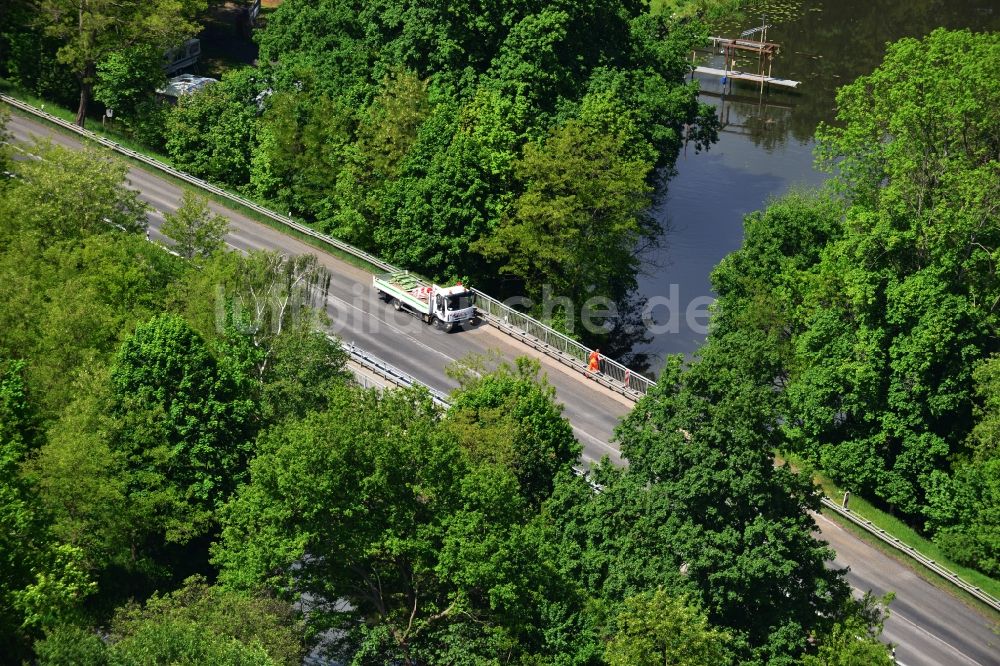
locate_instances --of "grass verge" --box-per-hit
[776,450,1000,620]
[1,85,381,275]
[0,79,178,164]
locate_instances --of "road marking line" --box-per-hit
[572,426,621,459]
[890,610,986,666]
[815,511,840,529]
[322,291,459,364]
[821,511,991,666]
[845,583,987,666]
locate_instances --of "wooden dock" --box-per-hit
[693,65,800,89]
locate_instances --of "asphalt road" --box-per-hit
[815,512,998,666]
[7,111,998,666]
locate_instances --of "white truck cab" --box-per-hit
[433,285,476,327]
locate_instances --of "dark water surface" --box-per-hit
[636,0,1000,371]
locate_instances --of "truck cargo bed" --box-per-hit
[374,271,433,313]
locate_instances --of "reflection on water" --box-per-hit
[636,0,1000,373]
[707,90,797,152]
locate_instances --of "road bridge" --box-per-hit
[4,109,997,666]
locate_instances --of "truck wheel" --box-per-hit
[392,298,402,311]
[445,322,455,333]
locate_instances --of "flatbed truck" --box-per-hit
[373,271,477,332]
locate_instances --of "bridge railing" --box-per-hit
[341,340,607,490]
[1,93,652,400]
[472,289,654,399]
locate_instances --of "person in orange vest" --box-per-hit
[588,348,600,375]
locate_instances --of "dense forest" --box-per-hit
[0,116,892,664]
[709,28,1000,579]
[1,0,721,355]
[0,0,998,663]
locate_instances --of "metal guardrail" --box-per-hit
[341,340,451,407]
[820,497,1000,613]
[6,95,1000,610]
[341,339,605,491]
[1,93,649,401]
[0,94,396,274]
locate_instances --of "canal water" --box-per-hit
[636,0,1000,371]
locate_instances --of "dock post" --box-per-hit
[757,34,763,93]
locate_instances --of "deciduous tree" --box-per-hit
[707,30,1000,572]
[445,356,580,508]
[36,0,204,126]
[215,382,591,664]
[161,191,230,261]
[475,115,655,331]
[214,384,466,661]
[604,589,732,666]
[0,142,147,243]
[92,44,164,121]
[924,355,1000,575]
[109,313,255,531]
[165,67,261,186]
[36,577,306,666]
[552,340,854,663]
[0,360,95,660]
[221,251,332,380]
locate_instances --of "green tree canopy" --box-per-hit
[161,191,230,261]
[0,3,77,108]
[29,315,256,612]
[706,29,1000,577]
[164,248,346,422]
[166,68,262,186]
[604,589,731,666]
[0,360,95,661]
[474,113,655,331]
[110,313,255,529]
[214,381,593,663]
[37,0,204,125]
[0,144,181,418]
[213,384,469,655]
[35,577,305,666]
[445,356,580,508]
[923,355,1000,576]
[0,142,147,244]
[92,44,166,133]
[549,338,854,663]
